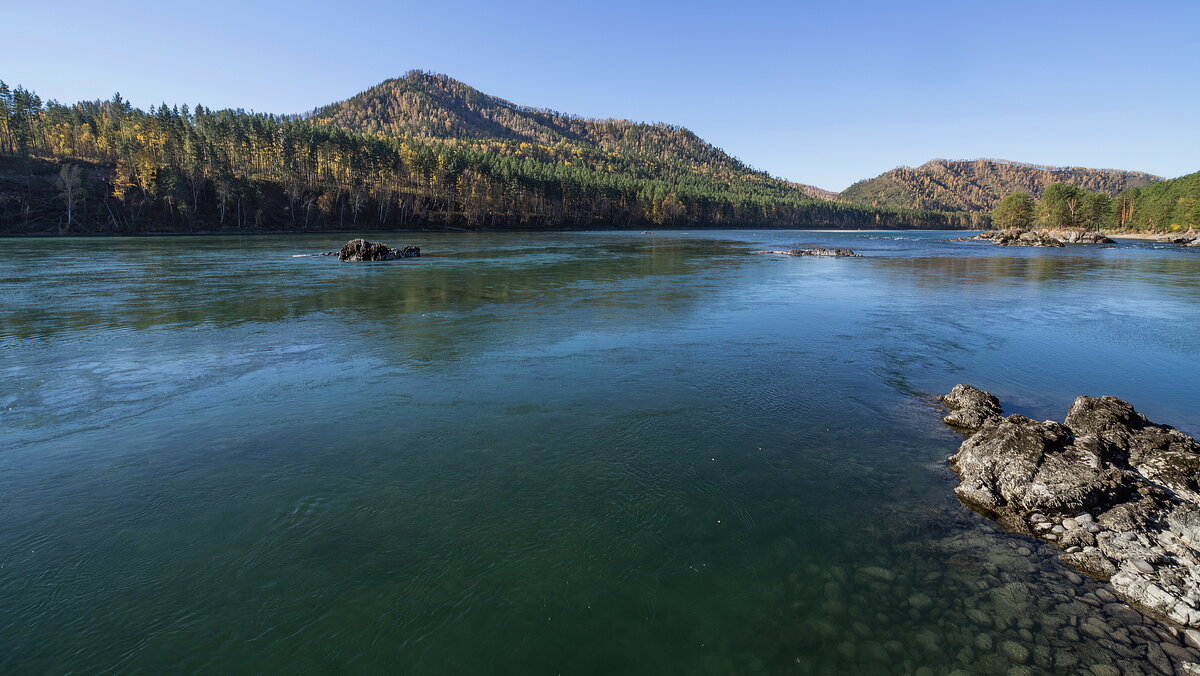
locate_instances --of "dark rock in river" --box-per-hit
[940,385,1200,627]
[756,248,862,257]
[337,239,420,262]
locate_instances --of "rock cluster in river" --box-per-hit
[755,248,862,257]
[336,238,421,261]
[968,229,1116,247]
[1149,229,1200,247]
[941,384,1200,629]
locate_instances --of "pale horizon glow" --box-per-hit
[2,0,1197,191]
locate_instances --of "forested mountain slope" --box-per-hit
[840,159,1160,212]
[0,77,975,234]
[310,71,753,175]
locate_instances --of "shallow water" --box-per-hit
[1,231,1198,674]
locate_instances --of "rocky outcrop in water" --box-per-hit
[756,248,862,257]
[941,385,1200,629]
[967,229,1115,247]
[337,238,420,261]
[984,229,1063,247]
[1045,229,1118,244]
[1151,229,1200,246]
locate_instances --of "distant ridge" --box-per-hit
[838,158,1160,212]
[970,158,1156,176]
[791,183,839,201]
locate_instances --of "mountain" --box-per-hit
[838,159,1161,212]
[311,73,859,203]
[0,75,975,235]
[310,71,752,175]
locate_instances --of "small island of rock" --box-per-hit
[941,384,1200,629]
[336,239,421,262]
[963,229,1116,247]
[755,248,862,257]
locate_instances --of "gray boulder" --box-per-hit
[940,384,1003,432]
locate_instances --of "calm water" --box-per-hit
[2,231,1198,674]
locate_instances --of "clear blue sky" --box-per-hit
[3,0,1197,191]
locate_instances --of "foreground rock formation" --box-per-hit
[941,385,1200,629]
[967,229,1116,247]
[755,248,862,257]
[336,239,421,261]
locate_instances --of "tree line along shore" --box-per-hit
[1,77,1194,236]
[0,82,974,235]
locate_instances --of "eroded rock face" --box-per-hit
[941,385,1200,627]
[337,239,420,262]
[756,248,862,257]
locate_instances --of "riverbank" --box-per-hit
[1107,233,1170,240]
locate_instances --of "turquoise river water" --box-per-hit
[1,231,1198,674]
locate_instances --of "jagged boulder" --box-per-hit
[336,239,420,262]
[940,384,1003,432]
[755,248,862,257]
[941,386,1200,627]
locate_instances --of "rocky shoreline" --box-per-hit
[941,385,1200,635]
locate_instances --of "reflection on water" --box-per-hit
[874,250,1200,294]
[1,231,1198,673]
